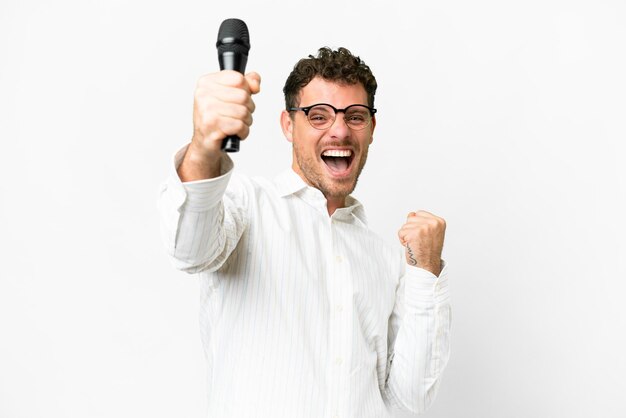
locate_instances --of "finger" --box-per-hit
[216,117,250,140]
[197,71,244,90]
[202,84,252,107]
[406,210,445,227]
[401,219,445,238]
[245,96,256,113]
[407,210,434,222]
[214,70,247,88]
[397,227,414,245]
[245,72,261,94]
[197,88,256,116]
[216,103,254,126]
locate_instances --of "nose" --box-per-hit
[327,112,351,138]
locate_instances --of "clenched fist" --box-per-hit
[398,211,446,276]
[179,70,261,181]
[192,70,261,153]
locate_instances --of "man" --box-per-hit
[159,47,450,417]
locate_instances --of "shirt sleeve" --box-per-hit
[383,259,451,415]
[157,144,249,273]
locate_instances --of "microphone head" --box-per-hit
[216,18,250,55]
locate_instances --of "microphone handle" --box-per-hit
[221,135,240,152]
[219,52,248,153]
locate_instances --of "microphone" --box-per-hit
[216,18,251,153]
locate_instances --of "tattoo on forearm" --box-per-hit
[406,243,417,266]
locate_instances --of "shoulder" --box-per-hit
[223,171,287,212]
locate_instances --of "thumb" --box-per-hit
[406,211,416,222]
[245,72,261,94]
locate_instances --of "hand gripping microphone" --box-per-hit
[216,18,251,153]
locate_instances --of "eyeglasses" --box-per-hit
[289,103,377,131]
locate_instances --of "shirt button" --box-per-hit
[335,305,343,313]
[335,357,343,366]
[335,255,343,263]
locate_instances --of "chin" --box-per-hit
[317,171,363,199]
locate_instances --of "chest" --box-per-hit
[224,197,399,328]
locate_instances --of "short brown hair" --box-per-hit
[283,47,377,110]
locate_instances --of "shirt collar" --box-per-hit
[274,169,368,225]
[275,168,309,197]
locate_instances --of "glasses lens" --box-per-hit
[307,105,334,129]
[344,105,371,130]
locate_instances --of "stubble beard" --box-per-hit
[293,140,370,200]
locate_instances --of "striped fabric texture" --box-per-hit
[158,146,451,418]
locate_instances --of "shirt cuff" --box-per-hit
[171,144,235,212]
[403,260,450,308]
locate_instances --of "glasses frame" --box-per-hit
[289,103,377,131]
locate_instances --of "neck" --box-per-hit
[290,163,347,216]
[325,196,346,216]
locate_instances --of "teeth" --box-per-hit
[322,150,352,157]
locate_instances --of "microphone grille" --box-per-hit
[216,18,250,55]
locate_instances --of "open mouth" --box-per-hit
[321,149,354,176]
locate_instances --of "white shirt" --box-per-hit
[158,146,451,418]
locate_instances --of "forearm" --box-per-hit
[177,139,224,181]
[384,264,451,414]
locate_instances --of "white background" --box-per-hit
[1,1,624,417]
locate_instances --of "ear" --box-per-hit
[280,110,294,143]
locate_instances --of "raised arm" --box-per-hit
[158,70,261,273]
[383,211,451,414]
